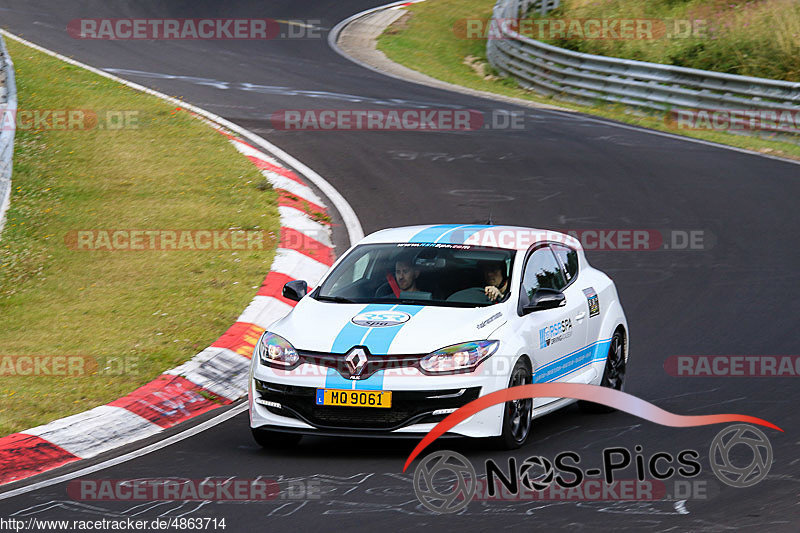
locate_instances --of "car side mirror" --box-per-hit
[522,288,565,315]
[282,280,308,302]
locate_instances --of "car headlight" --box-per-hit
[255,332,299,368]
[419,340,499,374]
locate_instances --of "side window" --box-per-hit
[552,245,578,283]
[352,254,371,281]
[521,247,566,300]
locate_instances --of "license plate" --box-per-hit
[315,389,392,408]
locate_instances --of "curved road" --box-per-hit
[1,0,799,530]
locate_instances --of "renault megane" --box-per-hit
[249,224,628,449]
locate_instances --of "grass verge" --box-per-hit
[532,0,800,82]
[0,38,280,435]
[376,0,800,161]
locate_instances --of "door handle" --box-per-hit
[575,312,586,321]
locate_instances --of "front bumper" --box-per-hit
[249,360,509,438]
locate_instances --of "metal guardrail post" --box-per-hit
[487,0,800,141]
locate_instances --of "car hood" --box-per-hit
[269,298,508,354]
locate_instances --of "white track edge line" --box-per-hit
[0,29,365,242]
[0,403,248,500]
[0,29,362,493]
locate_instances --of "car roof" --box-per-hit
[358,224,583,252]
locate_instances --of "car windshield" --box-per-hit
[314,243,515,307]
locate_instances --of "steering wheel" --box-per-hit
[446,286,492,304]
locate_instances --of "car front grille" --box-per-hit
[255,380,481,431]
[296,349,426,380]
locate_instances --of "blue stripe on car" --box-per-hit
[354,305,424,390]
[326,304,391,390]
[438,224,493,244]
[408,224,463,243]
[533,338,612,383]
[324,367,355,389]
[330,303,391,354]
[325,305,423,390]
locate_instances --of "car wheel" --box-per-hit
[579,330,626,413]
[251,428,302,449]
[495,358,533,450]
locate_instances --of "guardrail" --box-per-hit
[0,34,17,236]
[487,0,800,125]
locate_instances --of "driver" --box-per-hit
[394,258,421,293]
[481,260,509,302]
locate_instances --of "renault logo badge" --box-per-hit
[345,347,369,378]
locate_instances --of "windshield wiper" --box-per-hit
[390,298,488,308]
[315,295,357,303]
[394,298,443,306]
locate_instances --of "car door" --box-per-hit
[552,243,600,347]
[517,244,589,407]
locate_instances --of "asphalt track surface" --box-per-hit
[1,0,799,530]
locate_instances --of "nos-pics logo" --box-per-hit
[412,424,773,513]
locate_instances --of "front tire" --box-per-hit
[579,330,626,413]
[495,358,533,450]
[251,428,302,449]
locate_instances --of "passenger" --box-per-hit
[481,260,509,302]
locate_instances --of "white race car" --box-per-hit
[249,224,628,449]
